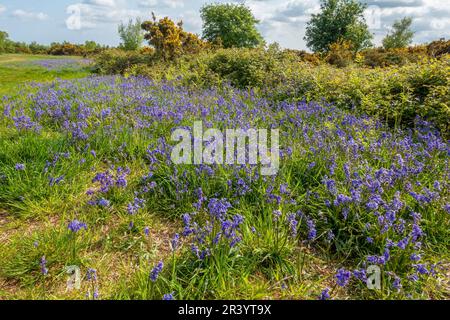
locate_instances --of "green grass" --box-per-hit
[0,54,92,96]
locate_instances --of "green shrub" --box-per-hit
[206,48,278,87]
[94,49,155,75]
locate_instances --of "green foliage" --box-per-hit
[48,41,106,56]
[200,3,264,48]
[277,57,450,134]
[0,32,106,56]
[304,0,373,53]
[383,17,415,49]
[206,48,278,87]
[118,18,144,51]
[0,30,9,53]
[94,49,154,75]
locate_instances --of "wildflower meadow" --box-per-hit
[0,0,449,302]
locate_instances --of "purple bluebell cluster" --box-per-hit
[32,58,92,71]
[68,220,87,233]
[336,269,352,287]
[40,256,48,275]
[15,163,25,171]
[92,166,130,193]
[318,288,330,300]
[150,261,164,282]
[163,292,175,300]
[87,268,97,281]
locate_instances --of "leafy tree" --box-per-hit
[383,17,414,49]
[84,41,99,51]
[141,13,206,60]
[304,0,373,53]
[200,3,263,48]
[28,41,49,54]
[118,18,144,51]
[0,31,10,53]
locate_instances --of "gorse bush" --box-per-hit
[325,40,355,68]
[361,46,428,68]
[141,14,208,61]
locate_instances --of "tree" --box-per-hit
[382,17,414,49]
[0,31,9,53]
[118,18,144,51]
[304,0,373,53]
[200,3,263,48]
[141,13,206,60]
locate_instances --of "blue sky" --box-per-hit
[0,0,449,50]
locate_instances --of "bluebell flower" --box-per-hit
[86,268,97,281]
[444,204,450,214]
[410,253,421,262]
[207,198,232,219]
[353,269,367,281]
[272,209,282,220]
[150,261,164,282]
[334,194,352,206]
[15,163,25,171]
[327,230,335,241]
[411,224,424,242]
[40,256,48,275]
[392,276,402,291]
[306,219,317,240]
[287,213,298,238]
[413,264,429,275]
[97,198,110,207]
[171,233,180,251]
[336,269,351,287]
[318,288,330,300]
[68,220,87,233]
[163,292,175,300]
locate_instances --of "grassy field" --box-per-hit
[0,54,448,300]
[0,54,92,96]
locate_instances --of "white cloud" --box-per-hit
[179,10,202,33]
[0,5,6,14]
[12,9,48,21]
[139,0,158,7]
[162,0,184,9]
[84,0,117,7]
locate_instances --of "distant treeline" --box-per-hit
[0,32,109,56]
